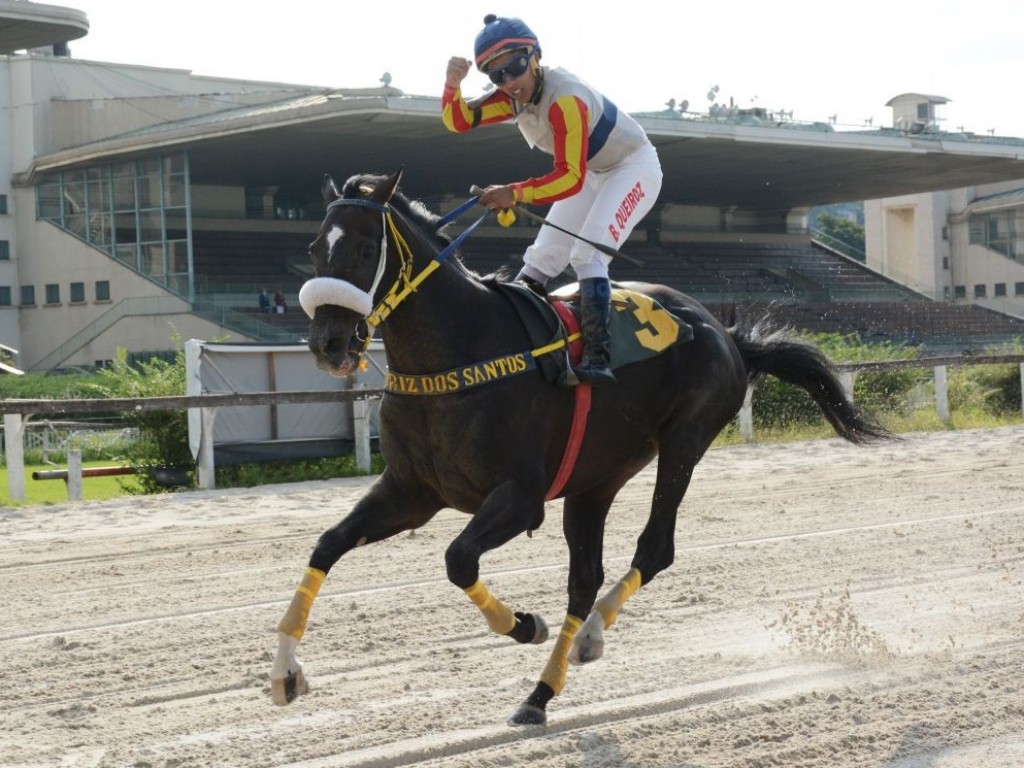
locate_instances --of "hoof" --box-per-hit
[508,612,550,645]
[569,611,605,665]
[530,613,550,644]
[270,668,308,706]
[569,637,604,665]
[508,703,547,726]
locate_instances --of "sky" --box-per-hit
[67,0,1024,138]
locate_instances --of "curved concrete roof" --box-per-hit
[0,0,88,54]
[23,91,1024,214]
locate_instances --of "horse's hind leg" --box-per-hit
[270,472,441,705]
[509,490,614,726]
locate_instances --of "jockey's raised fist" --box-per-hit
[446,57,472,89]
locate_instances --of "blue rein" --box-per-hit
[327,194,488,264]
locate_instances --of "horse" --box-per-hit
[270,169,890,726]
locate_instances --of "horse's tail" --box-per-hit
[728,318,892,445]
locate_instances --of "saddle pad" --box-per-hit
[550,284,694,369]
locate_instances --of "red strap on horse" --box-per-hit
[545,301,592,501]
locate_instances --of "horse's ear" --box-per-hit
[370,168,403,205]
[322,174,341,204]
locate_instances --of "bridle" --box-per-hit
[297,195,488,356]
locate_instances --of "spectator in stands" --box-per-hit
[442,14,662,385]
[258,288,271,313]
[274,289,287,313]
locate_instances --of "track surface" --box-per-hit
[2,427,1023,767]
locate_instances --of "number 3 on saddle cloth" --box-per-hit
[495,281,694,388]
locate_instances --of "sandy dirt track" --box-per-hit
[2,426,1023,768]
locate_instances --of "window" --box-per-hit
[70,282,85,303]
[0,194,7,214]
[942,256,949,270]
[45,283,60,304]
[0,286,10,306]
[974,284,987,298]
[0,240,9,260]
[20,285,35,305]
[1016,282,1024,296]
[95,280,110,301]
[994,283,1007,297]
[954,285,966,299]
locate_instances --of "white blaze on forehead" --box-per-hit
[325,224,344,261]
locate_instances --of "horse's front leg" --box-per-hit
[270,472,441,705]
[445,480,550,646]
[509,491,613,726]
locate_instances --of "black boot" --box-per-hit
[574,278,616,386]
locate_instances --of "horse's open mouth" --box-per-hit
[312,334,363,378]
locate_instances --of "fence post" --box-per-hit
[67,449,83,501]
[353,388,371,472]
[840,371,856,400]
[3,413,26,502]
[739,386,754,441]
[934,365,950,422]
[1020,363,1024,420]
[196,407,219,490]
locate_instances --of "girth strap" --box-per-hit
[545,302,591,501]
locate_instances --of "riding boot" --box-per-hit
[574,277,616,386]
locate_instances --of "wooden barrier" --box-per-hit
[4,353,1024,500]
[2,389,382,502]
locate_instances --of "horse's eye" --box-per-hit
[360,243,377,260]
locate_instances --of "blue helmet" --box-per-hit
[474,14,540,70]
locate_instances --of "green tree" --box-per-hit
[816,211,865,255]
[83,335,191,493]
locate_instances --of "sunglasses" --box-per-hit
[485,53,531,85]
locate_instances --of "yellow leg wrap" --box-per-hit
[464,580,517,635]
[593,567,642,629]
[278,567,326,640]
[540,615,584,695]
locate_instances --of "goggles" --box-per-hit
[484,52,531,85]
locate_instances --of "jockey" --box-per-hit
[442,14,663,386]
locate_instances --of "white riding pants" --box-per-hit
[521,143,662,281]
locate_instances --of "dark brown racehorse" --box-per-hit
[270,170,890,725]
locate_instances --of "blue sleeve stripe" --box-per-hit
[587,97,617,160]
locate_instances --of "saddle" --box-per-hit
[491,280,694,387]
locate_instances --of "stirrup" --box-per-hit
[573,363,616,386]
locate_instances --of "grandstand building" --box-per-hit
[3,2,1024,372]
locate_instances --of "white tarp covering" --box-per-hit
[185,339,384,464]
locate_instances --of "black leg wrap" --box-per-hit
[508,682,555,726]
[524,682,555,711]
[506,612,540,644]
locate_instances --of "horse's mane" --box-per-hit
[340,173,508,283]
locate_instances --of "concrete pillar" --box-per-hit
[739,386,754,441]
[67,449,83,501]
[353,388,371,472]
[934,365,950,422]
[196,407,218,490]
[4,414,26,502]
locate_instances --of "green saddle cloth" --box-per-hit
[491,280,693,384]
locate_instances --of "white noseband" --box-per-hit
[298,277,373,319]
